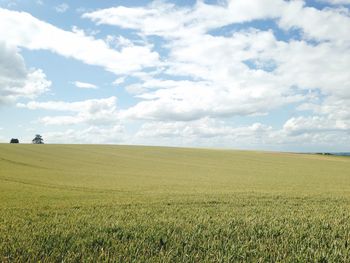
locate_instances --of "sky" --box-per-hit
[0,0,349,151]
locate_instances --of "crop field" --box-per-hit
[1,144,350,262]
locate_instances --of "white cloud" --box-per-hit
[280,121,350,150]
[12,95,125,145]
[73,81,98,89]
[105,35,134,49]
[0,42,51,106]
[84,1,350,140]
[112,77,125,85]
[283,116,346,135]
[137,118,272,139]
[83,0,286,38]
[3,1,349,150]
[55,3,69,13]
[278,2,350,43]
[297,96,350,133]
[134,117,350,151]
[17,97,119,126]
[119,30,307,121]
[134,118,285,149]
[44,125,125,144]
[0,8,160,75]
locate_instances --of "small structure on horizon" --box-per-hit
[32,134,44,144]
[10,138,19,144]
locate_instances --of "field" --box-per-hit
[1,144,350,262]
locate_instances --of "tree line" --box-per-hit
[10,134,44,144]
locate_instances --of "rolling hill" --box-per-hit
[1,144,350,261]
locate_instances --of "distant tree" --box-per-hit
[32,134,44,144]
[10,138,19,143]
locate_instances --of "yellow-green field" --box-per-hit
[1,144,350,262]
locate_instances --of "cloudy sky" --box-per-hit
[0,0,349,151]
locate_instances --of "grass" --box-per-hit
[1,144,350,262]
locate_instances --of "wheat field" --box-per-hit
[1,144,350,262]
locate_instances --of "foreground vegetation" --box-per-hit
[1,144,350,262]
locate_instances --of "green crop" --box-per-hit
[1,144,350,262]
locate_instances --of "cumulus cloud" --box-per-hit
[83,0,350,144]
[44,125,125,144]
[112,77,126,85]
[17,97,119,126]
[120,75,301,121]
[283,116,345,135]
[83,0,286,37]
[0,42,51,106]
[3,1,349,149]
[73,81,98,89]
[0,8,160,75]
[16,96,125,145]
[278,2,350,43]
[134,116,347,150]
[137,118,272,139]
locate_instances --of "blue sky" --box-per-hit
[0,0,349,151]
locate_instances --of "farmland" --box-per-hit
[1,144,350,262]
